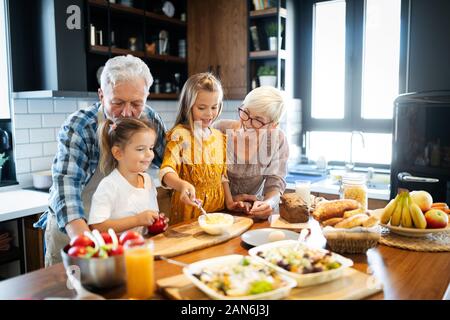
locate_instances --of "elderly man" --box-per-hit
[34,55,166,266]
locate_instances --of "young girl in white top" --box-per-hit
[88,117,166,235]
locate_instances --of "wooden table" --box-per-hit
[0,219,449,300]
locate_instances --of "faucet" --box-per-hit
[346,131,365,171]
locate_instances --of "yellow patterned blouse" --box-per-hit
[160,124,227,224]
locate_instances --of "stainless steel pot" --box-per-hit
[61,245,126,289]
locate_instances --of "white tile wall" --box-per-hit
[11,97,300,187]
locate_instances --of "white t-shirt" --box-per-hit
[88,168,159,234]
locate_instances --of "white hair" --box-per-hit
[242,86,286,123]
[100,55,153,92]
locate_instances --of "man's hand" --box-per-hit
[65,218,91,239]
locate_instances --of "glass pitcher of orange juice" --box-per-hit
[124,240,154,299]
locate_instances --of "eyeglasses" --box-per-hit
[238,107,272,129]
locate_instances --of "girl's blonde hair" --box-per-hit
[243,86,286,123]
[99,117,156,174]
[174,73,224,131]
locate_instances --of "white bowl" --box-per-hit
[248,240,354,287]
[32,170,52,189]
[198,213,234,235]
[183,254,297,300]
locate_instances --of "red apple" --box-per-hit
[119,230,144,245]
[101,232,113,244]
[68,246,88,258]
[69,235,94,248]
[123,238,145,248]
[108,245,124,256]
[425,209,449,229]
[147,214,168,235]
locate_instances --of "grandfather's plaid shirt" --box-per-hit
[34,102,167,232]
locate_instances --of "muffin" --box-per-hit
[279,193,310,223]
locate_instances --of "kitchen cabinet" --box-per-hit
[247,0,287,92]
[188,0,248,100]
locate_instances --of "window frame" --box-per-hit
[300,0,410,135]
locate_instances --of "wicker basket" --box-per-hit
[323,228,381,254]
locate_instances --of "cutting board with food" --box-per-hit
[156,267,382,300]
[151,216,253,258]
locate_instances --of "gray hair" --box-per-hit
[243,86,286,123]
[100,55,153,92]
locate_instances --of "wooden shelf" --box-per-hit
[88,0,186,26]
[89,45,109,54]
[145,53,186,63]
[250,7,287,19]
[249,49,286,59]
[145,12,186,27]
[111,47,145,58]
[0,247,21,266]
[149,93,179,100]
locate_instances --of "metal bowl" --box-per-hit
[61,245,126,290]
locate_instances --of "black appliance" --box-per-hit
[390,91,450,202]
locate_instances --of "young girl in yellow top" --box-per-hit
[159,73,244,223]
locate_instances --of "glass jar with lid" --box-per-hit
[339,173,368,211]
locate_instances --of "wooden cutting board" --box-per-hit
[156,268,383,300]
[152,216,253,258]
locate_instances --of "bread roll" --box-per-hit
[334,213,369,229]
[362,215,379,228]
[343,207,365,218]
[314,199,361,222]
[322,217,344,227]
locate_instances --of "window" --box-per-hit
[300,0,405,167]
[0,0,11,119]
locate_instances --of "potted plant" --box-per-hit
[0,153,8,183]
[257,65,277,87]
[265,22,278,51]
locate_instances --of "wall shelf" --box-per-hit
[250,7,287,19]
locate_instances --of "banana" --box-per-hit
[381,195,399,224]
[390,193,404,226]
[401,193,413,228]
[409,196,427,229]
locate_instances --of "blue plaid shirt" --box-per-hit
[34,102,167,232]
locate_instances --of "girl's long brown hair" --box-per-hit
[174,72,224,132]
[98,117,156,174]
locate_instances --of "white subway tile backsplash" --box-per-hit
[15,114,42,129]
[54,128,60,140]
[13,99,28,114]
[54,99,77,113]
[15,143,43,159]
[42,114,67,128]
[43,142,58,156]
[14,129,30,144]
[17,173,33,188]
[28,99,54,114]
[77,100,91,110]
[15,159,30,174]
[29,128,55,143]
[31,156,54,172]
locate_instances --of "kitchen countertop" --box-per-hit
[0,188,49,222]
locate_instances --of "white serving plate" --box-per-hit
[248,240,354,287]
[183,254,297,300]
[241,228,300,247]
[380,223,450,238]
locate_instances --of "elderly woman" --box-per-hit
[34,55,167,266]
[214,86,289,219]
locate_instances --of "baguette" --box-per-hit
[334,214,369,229]
[344,207,365,218]
[362,215,379,228]
[322,217,344,227]
[314,199,361,222]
